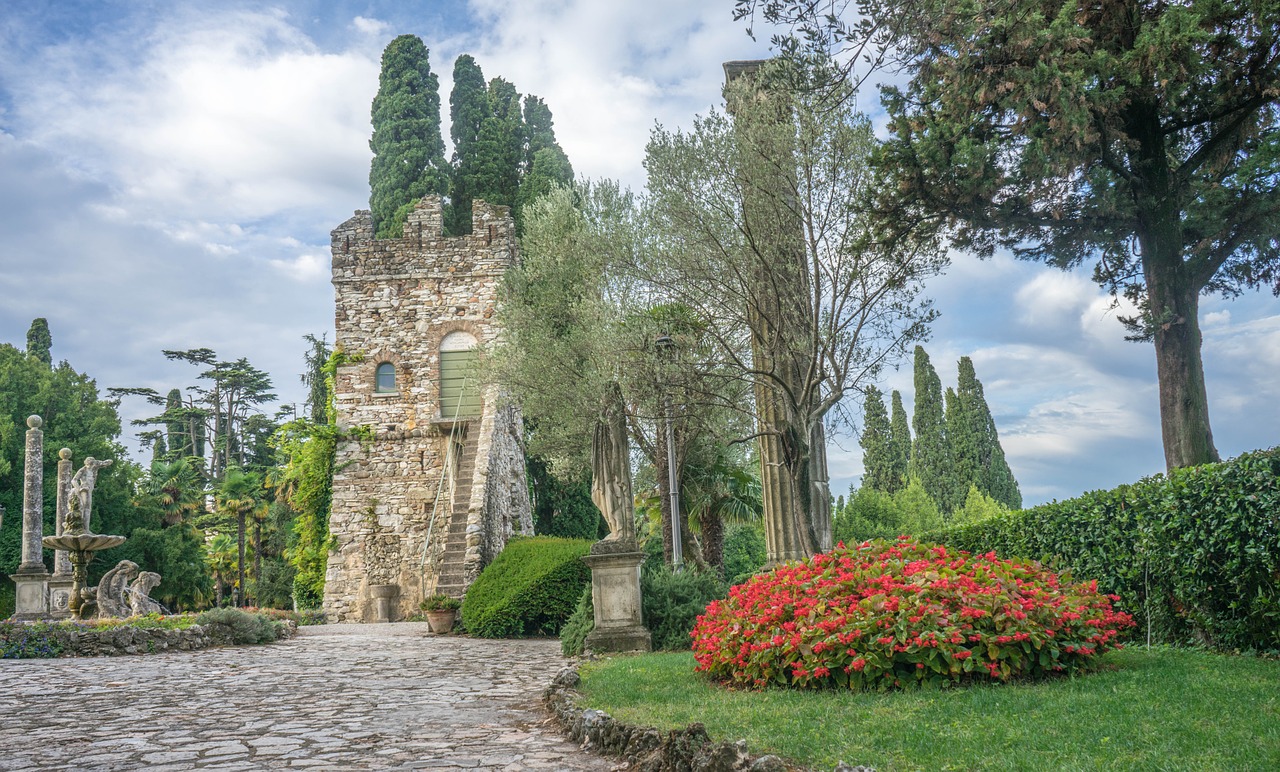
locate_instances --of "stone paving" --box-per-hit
[0,622,615,771]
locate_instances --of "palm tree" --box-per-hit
[681,451,762,574]
[146,458,205,526]
[206,533,237,606]
[216,467,261,607]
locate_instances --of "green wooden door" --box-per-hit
[439,349,482,418]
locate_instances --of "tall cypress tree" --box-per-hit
[25,318,51,367]
[470,77,525,213]
[859,386,895,492]
[943,386,970,513]
[165,388,186,458]
[369,35,449,239]
[887,390,910,494]
[956,356,1021,509]
[909,346,956,513]
[516,94,573,227]
[446,54,488,235]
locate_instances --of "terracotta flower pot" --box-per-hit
[426,609,456,633]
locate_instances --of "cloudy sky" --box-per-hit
[0,0,1275,505]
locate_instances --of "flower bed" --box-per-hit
[691,537,1134,690]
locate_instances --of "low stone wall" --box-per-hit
[545,666,807,771]
[33,620,297,658]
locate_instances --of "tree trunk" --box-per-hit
[655,424,674,565]
[700,511,724,575]
[237,512,247,608]
[252,519,263,607]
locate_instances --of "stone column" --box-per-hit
[582,544,650,654]
[46,448,75,618]
[11,415,50,620]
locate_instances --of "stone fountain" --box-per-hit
[42,456,125,620]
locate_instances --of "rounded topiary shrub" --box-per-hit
[691,537,1135,690]
[462,536,592,638]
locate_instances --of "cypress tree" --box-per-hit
[25,318,51,366]
[446,54,489,235]
[886,390,910,493]
[909,346,955,513]
[943,386,969,513]
[470,77,525,213]
[166,388,185,458]
[956,356,1021,510]
[859,386,896,492]
[369,35,449,239]
[517,95,574,223]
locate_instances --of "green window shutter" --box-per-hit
[440,350,482,418]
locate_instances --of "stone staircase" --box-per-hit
[432,425,479,600]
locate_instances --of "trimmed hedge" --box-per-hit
[926,447,1280,652]
[461,536,592,638]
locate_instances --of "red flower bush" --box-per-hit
[691,537,1135,690]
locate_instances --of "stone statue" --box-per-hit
[67,456,113,532]
[126,572,164,616]
[91,559,139,618]
[591,384,635,547]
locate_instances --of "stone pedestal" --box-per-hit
[368,583,399,623]
[46,576,74,620]
[10,571,49,621]
[583,544,651,654]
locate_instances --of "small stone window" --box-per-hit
[375,362,397,393]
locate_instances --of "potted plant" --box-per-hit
[420,594,461,633]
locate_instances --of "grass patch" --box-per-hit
[577,647,1280,770]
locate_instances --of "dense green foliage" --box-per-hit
[928,447,1280,652]
[580,646,1280,770]
[722,523,767,584]
[692,538,1134,690]
[194,607,283,644]
[25,318,51,367]
[859,386,896,492]
[560,585,594,656]
[369,34,449,238]
[460,536,592,637]
[642,565,729,651]
[527,454,606,540]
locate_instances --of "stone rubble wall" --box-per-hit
[8,620,298,658]
[325,196,532,622]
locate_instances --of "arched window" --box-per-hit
[375,362,396,393]
[439,332,481,418]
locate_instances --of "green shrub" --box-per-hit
[195,608,280,644]
[461,536,592,638]
[642,564,729,651]
[693,538,1134,690]
[928,447,1280,653]
[560,586,594,656]
[723,523,767,583]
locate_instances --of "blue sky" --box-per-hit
[0,1,1275,505]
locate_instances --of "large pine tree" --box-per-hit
[368,35,449,239]
[909,346,957,512]
[859,386,895,492]
[955,356,1021,509]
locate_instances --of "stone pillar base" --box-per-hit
[47,575,74,620]
[10,570,50,621]
[582,545,650,654]
[368,583,400,623]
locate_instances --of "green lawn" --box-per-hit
[576,647,1280,770]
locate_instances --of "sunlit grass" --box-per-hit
[577,647,1280,770]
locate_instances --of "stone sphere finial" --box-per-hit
[27,415,42,429]
[59,448,72,460]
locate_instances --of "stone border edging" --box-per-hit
[544,664,801,771]
[39,619,297,657]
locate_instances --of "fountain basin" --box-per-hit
[43,534,126,552]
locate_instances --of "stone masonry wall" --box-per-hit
[324,197,532,622]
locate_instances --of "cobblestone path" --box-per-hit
[0,623,614,771]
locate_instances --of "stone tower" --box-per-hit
[324,196,533,622]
